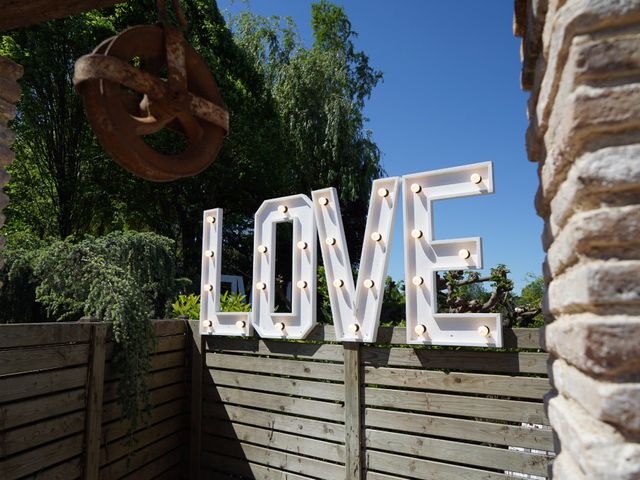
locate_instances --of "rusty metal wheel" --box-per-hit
[74,24,228,181]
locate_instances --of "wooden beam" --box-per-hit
[343,342,362,480]
[83,323,107,480]
[188,320,203,480]
[0,0,125,32]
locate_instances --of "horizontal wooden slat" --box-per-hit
[204,387,344,423]
[103,366,184,403]
[154,464,183,480]
[204,420,345,463]
[0,323,92,349]
[104,334,186,361]
[102,399,187,448]
[102,383,186,424]
[206,353,344,381]
[1,411,85,457]
[0,343,89,376]
[202,452,315,480]
[366,429,550,476]
[366,449,512,480]
[203,437,345,480]
[0,366,86,403]
[365,387,548,424]
[205,337,344,362]
[207,369,344,402]
[121,446,183,480]
[0,432,84,480]
[205,404,345,442]
[100,430,187,479]
[365,408,554,451]
[364,366,549,399]
[0,388,85,430]
[22,456,82,480]
[104,350,185,381]
[362,347,548,374]
[100,414,186,467]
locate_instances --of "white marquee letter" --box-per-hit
[313,178,400,342]
[403,162,502,346]
[199,209,252,336]
[252,195,317,339]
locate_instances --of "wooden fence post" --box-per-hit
[83,323,107,480]
[344,342,362,480]
[188,320,203,480]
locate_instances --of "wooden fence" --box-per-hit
[0,320,189,480]
[194,325,554,480]
[0,321,554,479]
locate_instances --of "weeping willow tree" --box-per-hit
[232,0,384,263]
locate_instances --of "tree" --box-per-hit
[1,0,384,291]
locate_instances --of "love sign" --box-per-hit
[200,162,502,347]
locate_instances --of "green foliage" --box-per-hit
[172,293,201,319]
[171,291,251,319]
[0,231,183,439]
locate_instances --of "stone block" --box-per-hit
[547,205,640,276]
[552,358,640,433]
[0,144,15,167]
[551,451,585,479]
[540,83,640,207]
[548,260,640,314]
[0,77,21,104]
[0,56,23,81]
[0,97,17,124]
[547,393,640,479]
[0,124,16,148]
[545,314,640,379]
[574,32,640,82]
[535,0,640,135]
[549,144,640,234]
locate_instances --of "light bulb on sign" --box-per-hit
[414,324,427,336]
[333,279,344,288]
[325,237,336,246]
[204,250,214,258]
[412,276,424,286]
[277,205,288,214]
[203,320,212,327]
[236,320,246,329]
[458,249,471,259]
[411,229,423,239]
[318,197,329,206]
[410,183,422,193]
[478,325,491,337]
[297,241,308,250]
[370,232,382,242]
[348,323,360,334]
[297,280,307,289]
[275,322,286,331]
[470,173,482,184]
[377,187,389,198]
[206,216,216,224]
[256,282,266,291]
[203,284,213,292]
[257,245,268,254]
[363,279,375,289]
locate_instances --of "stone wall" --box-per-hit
[0,56,23,283]
[514,1,640,478]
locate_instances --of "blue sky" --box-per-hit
[220,1,543,292]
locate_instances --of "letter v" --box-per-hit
[312,178,401,342]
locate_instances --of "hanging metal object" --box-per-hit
[73,0,228,181]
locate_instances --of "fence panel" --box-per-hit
[200,325,554,480]
[0,320,189,480]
